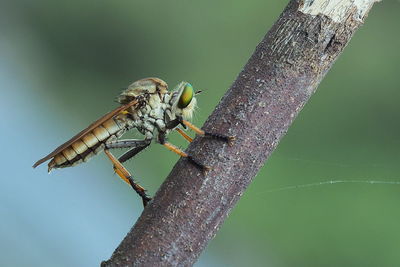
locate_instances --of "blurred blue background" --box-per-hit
[1,0,399,266]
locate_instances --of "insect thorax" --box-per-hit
[125,92,176,141]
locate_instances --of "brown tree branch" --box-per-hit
[102,0,380,266]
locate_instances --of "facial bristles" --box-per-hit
[180,97,197,120]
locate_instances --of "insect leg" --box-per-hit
[180,119,235,146]
[119,142,151,163]
[165,116,193,142]
[168,116,235,145]
[175,128,193,142]
[104,149,151,207]
[106,139,150,149]
[165,118,183,129]
[105,139,151,163]
[158,132,210,172]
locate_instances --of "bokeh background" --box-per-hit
[1,0,399,266]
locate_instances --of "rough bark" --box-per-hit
[102,0,380,266]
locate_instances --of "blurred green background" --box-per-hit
[1,0,399,266]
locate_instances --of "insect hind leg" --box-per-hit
[118,144,149,163]
[105,139,151,163]
[104,149,151,207]
[106,139,151,150]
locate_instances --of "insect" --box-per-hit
[33,78,234,207]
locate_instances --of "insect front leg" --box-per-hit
[168,116,235,145]
[165,115,193,142]
[103,149,151,207]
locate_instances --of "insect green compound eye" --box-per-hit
[178,83,194,109]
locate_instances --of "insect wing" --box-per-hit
[33,99,139,168]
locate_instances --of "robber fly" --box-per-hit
[33,78,234,206]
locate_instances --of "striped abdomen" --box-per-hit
[48,116,128,172]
